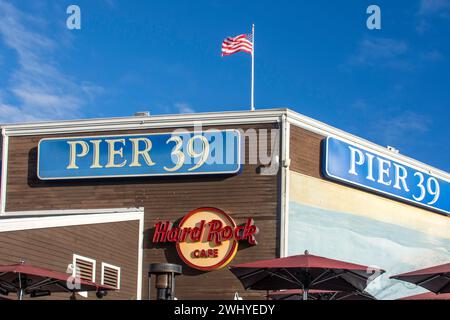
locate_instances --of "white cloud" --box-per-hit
[420,50,444,62]
[347,37,442,70]
[0,103,40,123]
[174,102,195,114]
[347,37,410,70]
[416,0,450,34]
[415,19,430,34]
[103,0,117,8]
[419,0,450,15]
[0,1,103,124]
[351,99,369,111]
[374,111,432,146]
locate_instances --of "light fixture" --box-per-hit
[30,290,51,298]
[96,290,108,299]
[148,263,182,300]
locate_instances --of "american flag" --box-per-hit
[221,33,254,57]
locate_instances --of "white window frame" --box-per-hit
[0,209,144,299]
[73,254,97,283]
[101,262,121,290]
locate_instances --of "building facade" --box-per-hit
[1,109,449,300]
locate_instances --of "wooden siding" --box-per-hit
[3,123,280,300]
[289,125,325,178]
[0,220,139,300]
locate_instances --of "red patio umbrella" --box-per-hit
[390,263,450,294]
[268,289,376,300]
[229,251,384,300]
[398,292,450,300]
[0,263,115,300]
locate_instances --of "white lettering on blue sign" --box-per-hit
[37,130,241,180]
[322,137,449,215]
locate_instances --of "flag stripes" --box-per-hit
[221,34,254,56]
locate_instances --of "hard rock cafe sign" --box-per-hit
[152,208,258,271]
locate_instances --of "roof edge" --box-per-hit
[286,109,449,180]
[0,108,288,130]
[1,107,448,180]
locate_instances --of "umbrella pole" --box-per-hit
[303,289,308,301]
[18,272,24,301]
[18,289,24,300]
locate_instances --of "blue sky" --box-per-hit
[0,0,449,172]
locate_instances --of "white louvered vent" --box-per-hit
[73,254,96,282]
[101,263,121,290]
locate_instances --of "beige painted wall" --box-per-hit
[290,172,450,239]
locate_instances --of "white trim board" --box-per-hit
[0,208,144,300]
[1,128,8,214]
[136,210,144,300]
[0,108,448,217]
[1,109,285,136]
[1,207,143,218]
[1,108,447,180]
[0,208,143,232]
[280,115,291,258]
[286,111,449,181]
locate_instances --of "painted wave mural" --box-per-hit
[288,172,450,300]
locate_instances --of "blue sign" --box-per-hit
[322,137,449,215]
[38,130,241,180]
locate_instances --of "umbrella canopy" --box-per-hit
[0,264,114,300]
[229,251,384,299]
[398,292,450,300]
[268,289,376,300]
[390,263,450,294]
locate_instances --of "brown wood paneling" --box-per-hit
[4,123,281,300]
[289,125,325,178]
[0,220,140,300]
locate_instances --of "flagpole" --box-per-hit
[251,23,255,111]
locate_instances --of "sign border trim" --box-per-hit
[36,129,242,180]
[322,136,449,216]
[175,207,239,272]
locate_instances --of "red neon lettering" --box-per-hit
[234,225,245,241]
[153,217,258,245]
[190,220,205,242]
[192,249,219,259]
[243,219,259,245]
[152,222,171,243]
[167,226,180,242]
[178,227,191,242]
[221,226,234,241]
[207,220,223,245]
